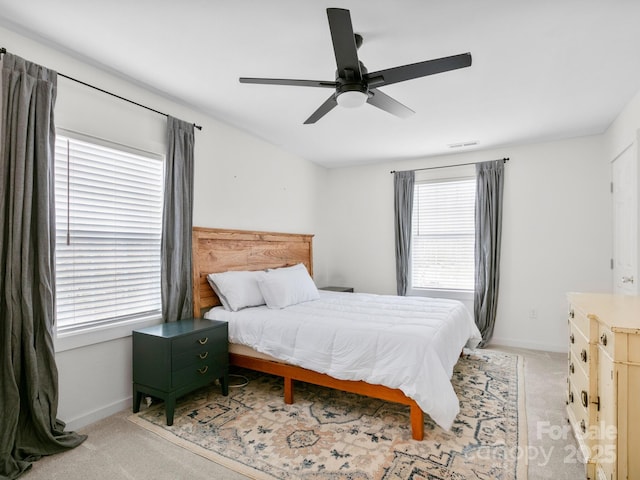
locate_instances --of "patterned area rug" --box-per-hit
[129,350,527,480]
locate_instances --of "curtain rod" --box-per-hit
[0,47,202,131]
[390,157,509,174]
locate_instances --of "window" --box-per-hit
[410,175,476,293]
[54,132,164,332]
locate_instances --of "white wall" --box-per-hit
[494,138,611,351]
[1,26,328,430]
[604,88,640,296]
[604,88,640,159]
[320,136,612,353]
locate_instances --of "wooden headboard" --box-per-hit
[192,227,314,317]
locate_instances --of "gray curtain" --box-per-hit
[474,160,505,347]
[393,170,415,296]
[161,117,195,322]
[0,53,86,480]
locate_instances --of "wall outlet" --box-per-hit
[529,309,538,320]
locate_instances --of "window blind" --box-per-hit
[411,177,476,291]
[54,134,164,330]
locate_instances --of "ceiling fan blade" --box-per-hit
[367,89,415,118]
[239,77,337,88]
[367,53,472,88]
[304,94,338,124]
[326,8,362,80]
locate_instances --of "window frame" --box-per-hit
[407,165,476,301]
[53,128,165,349]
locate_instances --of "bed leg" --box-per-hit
[410,404,424,441]
[284,377,294,404]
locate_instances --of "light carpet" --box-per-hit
[129,350,527,480]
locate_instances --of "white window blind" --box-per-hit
[411,177,476,291]
[54,133,164,331]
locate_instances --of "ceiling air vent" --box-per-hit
[448,141,478,149]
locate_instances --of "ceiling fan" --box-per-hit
[239,8,472,124]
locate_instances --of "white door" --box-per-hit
[612,143,638,295]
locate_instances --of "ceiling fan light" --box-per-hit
[336,90,368,108]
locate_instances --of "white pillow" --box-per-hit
[258,263,319,309]
[207,270,265,312]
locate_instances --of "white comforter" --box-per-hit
[205,290,482,430]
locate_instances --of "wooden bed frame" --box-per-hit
[191,226,425,440]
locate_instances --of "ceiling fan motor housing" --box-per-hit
[335,62,369,107]
[336,62,368,90]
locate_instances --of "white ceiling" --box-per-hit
[2,1,640,168]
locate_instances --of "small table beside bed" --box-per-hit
[191,226,481,441]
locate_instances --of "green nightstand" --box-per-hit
[319,286,354,293]
[132,318,229,425]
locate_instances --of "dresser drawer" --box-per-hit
[596,323,616,362]
[569,322,592,375]
[569,305,597,341]
[569,350,591,400]
[568,355,597,416]
[567,380,597,452]
[566,377,577,409]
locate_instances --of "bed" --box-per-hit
[191,226,481,440]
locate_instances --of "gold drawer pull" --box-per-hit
[580,349,587,363]
[600,333,608,346]
[198,365,209,374]
[198,337,209,345]
[198,351,209,359]
[569,362,574,374]
[569,333,575,344]
[581,390,588,408]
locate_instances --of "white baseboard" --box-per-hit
[488,336,567,354]
[62,396,132,432]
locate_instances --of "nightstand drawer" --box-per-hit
[172,326,227,353]
[172,347,227,371]
[172,356,227,389]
